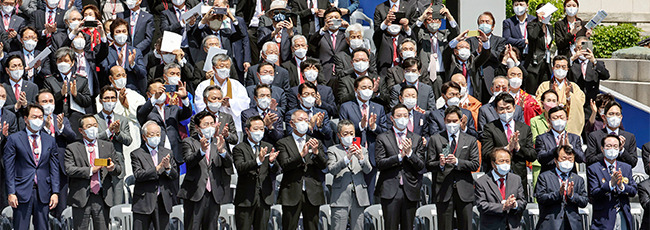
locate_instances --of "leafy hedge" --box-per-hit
[591,24,643,58]
[505,0,564,23]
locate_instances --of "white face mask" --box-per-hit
[499,111,514,123]
[153,93,167,105]
[147,136,161,147]
[393,117,409,130]
[509,77,522,89]
[114,33,128,45]
[427,23,440,32]
[447,97,460,107]
[554,69,567,80]
[216,68,230,79]
[558,160,573,173]
[349,39,364,49]
[73,38,86,50]
[259,74,274,85]
[513,5,527,16]
[303,70,318,82]
[387,24,401,35]
[257,97,271,110]
[103,101,117,112]
[578,55,587,60]
[294,48,307,59]
[29,118,44,131]
[565,7,578,17]
[2,5,13,14]
[207,101,222,113]
[84,127,99,140]
[162,54,176,64]
[606,116,622,128]
[403,97,417,109]
[201,126,216,139]
[9,69,23,81]
[265,54,279,64]
[57,62,72,74]
[294,121,309,134]
[404,72,419,83]
[457,48,471,61]
[506,58,516,69]
[551,119,567,132]
[69,21,81,31]
[478,23,492,34]
[46,0,59,8]
[460,86,468,96]
[23,40,37,51]
[353,61,369,72]
[446,122,460,134]
[126,0,138,9]
[42,103,55,115]
[604,148,618,160]
[166,76,181,85]
[302,96,316,108]
[340,135,354,147]
[250,130,264,143]
[113,77,127,89]
[0,99,4,108]
[401,50,415,59]
[358,89,373,101]
[171,0,184,6]
[495,163,511,175]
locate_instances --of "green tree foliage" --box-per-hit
[505,0,564,23]
[591,24,642,58]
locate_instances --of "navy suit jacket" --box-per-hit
[1,14,26,52]
[535,131,585,172]
[28,8,66,50]
[426,107,478,139]
[287,84,337,117]
[246,85,287,116]
[136,100,193,164]
[477,102,525,133]
[0,108,18,141]
[3,130,60,203]
[339,100,389,166]
[535,170,589,230]
[502,15,536,52]
[101,45,147,94]
[229,16,252,76]
[41,114,76,181]
[240,107,284,144]
[587,160,637,230]
[187,20,245,67]
[6,49,52,85]
[386,110,428,137]
[244,63,291,92]
[117,10,154,55]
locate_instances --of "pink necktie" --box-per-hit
[14,84,19,101]
[331,33,337,72]
[151,149,160,195]
[407,116,413,132]
[89,143,100,194]
[506,123,513,140]
[205,144,211,192]
[31,134,39,184]
[50,118,55,136]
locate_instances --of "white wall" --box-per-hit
[458,0,507,36]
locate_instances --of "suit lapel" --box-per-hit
[512,18,523,38]
[485,173,502,200]
[21,132,36,166]
[494,120,509,144]
[388,130,401,156]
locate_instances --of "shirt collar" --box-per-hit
[83,138,97,146]
[606,127,619,135]
[491,169,506,181]
[146,143,158,154]
[300,104,312,112]
[389,0,400,9]
[554,167,566,177]
[605,160,617,169]
[26,127,39,136]
[60,71,72,80]
[356,98,368,108]
[518,15,527,24]
[101,111,112,119]
[256,106,268,115]
[23,48,34,56]
[500,118,515,130]
[248,138,259,149]
[131,9,141,15]
[292,132,305,141]
[173,5,186,11]
[9,78,22,87]
[392,126,407,136]
[551,128,565,140]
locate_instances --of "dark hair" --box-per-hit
[513,0,528,3]
[254,84,272,97]
[110,18,129,35]
[391,104,408,115]
[554,145,575,159]
[604,101,622,115]
[25,104,44,117]
[494,93,515,106]
[78,114,97,128]
[323,7,342,18]
[444,106,463,120]
[257,61,274,73]
[547,106,567,117]
[35,89,54,102]
[298,82,317,95]
[601,134,621,148]
[441,81,461,94]
[552,55,569,66]
[193,110,215,127]
[595,93,615,108]
[19,26,37,38]
[351,48,369,60]
[541,89,559,102]
[564,0,579,7]
[4,54,25,72]
[401,57,421,70]
[99,85,118,99]
[300,58,321,71]
[147,78,165,93]
[501,45,521,60]
[82,4,102,21]
[477,11,495,26]
[337,119,354,134]
[245,115,264,129]
[400,85,418,97]
[490,148,512,162]
[353,76,373,89]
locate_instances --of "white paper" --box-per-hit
[536,3,558,24]
[203,47,228,72]
[181,3,204,21]
[585,10,608,30]
[160,31,183,53]
[201,5,211,15]
[29,46,51,68]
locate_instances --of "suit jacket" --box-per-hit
[587,160,637,230]
[276,134,328,206]
[117,10,154,54]
[284,107,332,141]
[146,59,201,92]
[287,83,337,117]
[41,114,76,181]
[445,47,491,103]
[386,109,428,137]
[638,178,650,230]
[65,139,122,207]
[385,66,439,100]
[131,146,178,215]
[475,172,526,230]
[2,80,39,115]
[188,110,238,145]
[413,19,458,75]
[426,131,479,203]
[70,40,109,97]
[160,8,186,35]
[535,131,584,172]
[332,48,378,79]
[480,120,536,177]
[643,142,650,178]
[6,49,52,84]
[178,135,234,203]
[240,107,284,143]
[339,100,389,166]
[373,33,413,77]
[229,16,252,77]
[477,102,525,133]
[187,19,247,73]
[426,106,479,139]
[281,57,311,87]
[235,0,271,24]
[244,63,291,92]
[136,99,193,163]
[554,17,588,57]
[3,130,60,203]
[0,108,18,142]
[309,29,348,82]
[375,129,426,202]
[535,170,589,230]
[291,0,329,36]
[327,144,372,207]
[43,73,93,115]
[569,59,610,104]
[336,72,382,105]
[1,13,26,53]
[586,128,637,167]
[232,140,279,207]
[28,8,65,50]
[257,23,296,63]
[467,35,507,93]
[372,0,417,33]
[94,112,132,154]
[502,15,536,51]
[526,19,554,75]
[100,45,147,94]
[246,84,287,116]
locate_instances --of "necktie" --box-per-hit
[14,83,19,101]
[3,14,9,30]
[361,104,368,118]
[608,165,614,175]
[331,33,337,72]
[610,131,616,135]
[560,173,568,200]
[77,53,87,77]
[46,10,54,46]
[297,137,305,152]
[31,134,39,184]
[505,123,513,140]
[398,132,405,185]
[131,11,138,39]
[26,53,34,77]
[499,177,506,200]
[89,142,100,194]
[581,61,587,78]
[450,134,457,154]
[151,149,160,195]
[49,116,56,136]
[205,143,212,192]
[107,115,112,127]
[392,37,398,66]
[462,62,467,77]
[261,110,267,118]
[407,116,413,132]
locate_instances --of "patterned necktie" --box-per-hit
[205,143,212,192]
[89,142,101,194]
[31,134,39,184]
[499,177,506,200]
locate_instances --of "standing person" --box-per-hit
[502,0,535,57]
[554,0,591,57]
[525,6,554,94]
[585,101,637,167]
[569,36,610,117]
[535,106,584,173]
[327,119,373,230]
[4,104,60,230]
[308,7,349,85]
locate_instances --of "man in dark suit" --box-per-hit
[375,104,426,230]
[137,78,192,164]
[535,106,585,172]
[245,62,288,115]
[0,86,18,209]
[100,18,147,94]
[240,84,284,143]
[387,85,428,137]
[178,111,233,230]
[245,42,291,91]
[3,104,60,230]
[535,145,589,230]
[286,58,337,116]
[187,85,238,145]
[426,81,478,139]
[477,76,525,133]
[43,47,93,138]
[308,7,349,84]
[290,0,328,36]
[65,114,122,230]
[587,134,637,230]
[372,8,414,77]
[336,48,382,105]
[639,176,650,230]
[256,2,297,63]
[569,36,610,116]
[474,148,526,230]
[480,93,536,197]
[387,57,438,111]
[502,0,535,55]
[67,28,108,98]
[446,31,490,103]
[159,0,198,53]
[3,55,39,126]
[372,0,417,35]
[234,0,270,64]
[586,101,637,167]
[525,10,553,94]
[232,115,279,230]
[412,6,458,86]
[281,34,314,87]
[131,121,178,230]
[0,0,27,53]
[339,76,389,203]
[332,23,378,79]
[27,0,65,50]
[426,106,479,230]
[116,0,153,54]
[8,27,51,84]
[468,12,507,99]
[284,82,332,144]
[276,109,327,230]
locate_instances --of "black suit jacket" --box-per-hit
[6,49,52,85]
[257,22,295,63]
[375,129,426,202]
[232,140,279,207]
[178,135,234,203]
[276,134,328,206]
[244,63,291,92]
[426,131,479,203]
[372,0,417,33]
[477,102,525,134]
[131,146,178,215]
[2,80,39,115]
[136,100,193,163]
[336,72,381,105]
[291,0,329,36]
[554,17,588,57]
[332,48,378,79]
[0,108,18,142]
[309,29,348,83]
[445,47,491,103]
[467,35,507,94]
[642,142,650,177]
[413,20,458,75]
[28,8,65,50]
[480,120,536,177]
[475,172,526,229]
[1,13,26,52]
[235,0,271,24]
[569,59,610,104]
[534,170,588,230]
[585,128,637,167]
[188,110,238,145]
[43,73,93,115]
[287,84,337,117]
[240,107,284,143]
[526,19,554,75]
[373,33,412,77]
[638,178,650,230]
[535,131,584,172]
[427,106,479,139]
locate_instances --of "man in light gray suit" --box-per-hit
[327,119,373,230]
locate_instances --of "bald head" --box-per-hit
[450,73,467,87]
[110,65,125,76]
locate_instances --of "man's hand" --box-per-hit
[222,97,231,108]
[372,77,381,93]
[445,154,457,165]
[92,165,102,174]
[566,181,575,197]
[308,139,320,154]
[61,80,68,97]
[269,148,279,162]
[200,136,210,152]
[177,81,188,99]
[360,112,368,129]
[128,49,137,67]
[263,112,278,129]
[559,181,566,197]
[70,80,78,97]
[106,158,115,172]
[49,194,58,210]
[8,30,17,39]
[610,170,620,187]
[300,139,310,157]
[508,131,520,152]
[478,29,488,42]
[270,98,278,111]
[1,121,8,136]
[383,10,396,26]
[418,6,433,22]
[399,18,409,30]
[109,120,121,135]
[45,22,57,34]
[172,49,185,63]
[570,20,582,35]
[315,92,322,106]
[8,194,17,208]
[216,134,226,153]
[439,154,447,166]
[119,88,129,108]
[619,135,626,151]
[401,137,412,156]
[57,114,64,130]
[259,146,268,162]
[221,123,230,138]
[368,113,377,131]
[460,115,468,131]
[243,62,251,72]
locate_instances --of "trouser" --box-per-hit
[331,191,366,230]
[436,188,473,230]
[235,193,270,230]
[50,178,68,219]
[14,187,49,230]
[364,167,377,204]
[381,186,417,230]
[72,192,109,230]
[133,195,170,230]
[183,192,220,230]
[615,210,630,230]
[282,191,320,230]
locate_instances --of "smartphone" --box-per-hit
[581,40,593,51]
[83,20,98,27]
[430,3,444,20]
[164,85,178,92]
[467,30,480,37]
[213,7,228,15]
[331,19,342,27]
[94,158,111,167]
[352,137,361,148]
[392,11,406,24]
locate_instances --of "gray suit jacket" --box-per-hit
[474,172,526,230]
[95,112,132,154]
[327,144,372,208]
[390,81,436,111]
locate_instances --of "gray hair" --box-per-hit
[493,76,509,86]
[260,41,278,56]
[201,35,219,48]
[163,63,181,74]
[291,35,307,46]
[345,23,364,38]
[141,120,160,135]
[337,119,354,134]
[63,6,80,22]
[203,85,222,100]
[399,38,417,51]
[290,109,307,121]
[55,47,76,61]
[211,53,231,66]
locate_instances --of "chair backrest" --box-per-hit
[0,207,12,230]
[109,204,133,230]
[350,10,373,28]
[414,204,437,230]
[363,204,383,230]
[124,175,135,204]
[1,206,12,219]
[169,205,184,230]
[218,204,235,229]
[318,204,331,230]
[61,207,74,230]
[420,173,433,205]
[270,204,283,230]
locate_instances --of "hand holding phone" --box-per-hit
[164,85,178,92]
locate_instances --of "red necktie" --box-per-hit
[3,14,9,30]
[46,10,54,46]
[581,61,587,78]
[462,62,467,77]
[392,37,398,66]
[361,104,368,118]
[49,118,55,136]
[499,178,506,200]
[14,83,19,101]
[31,134,39,184]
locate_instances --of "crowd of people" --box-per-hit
[0,0,649,229]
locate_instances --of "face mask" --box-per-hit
[554,69,567,80]
[113,77,127,89]
[47,0,59,8]
[446,122,460,134]
[402,50,415,59]
[302,96,316,108]
[84,127,99,140]
[257,97,271,110]
[259,74,274,85]
[69,21,81,31]
[201,126,216,138]
[114,33,128,45]
[153,93,167,105]
[2,5,13,14]
[447,97,460,107]
[513,5,527,16]
[499,111,514,122]
[106,33,112,41]
[495,163,511,175]
[604,148,618,160]
[29,118,44,131]
[404,72,419,83]
[103,101,117,112]
[353,61,369,72]
[509,77,522,89]
[543,102,557,111]
[0,100,4,108]
[606,116,621,128]
[73,38,86,50]
[85,16,96,21]
[478,23,492,34]
[565,7,578,17]
[457,48,471,61]
[171,0,184,6]
[153,50,162,59]
[42,103,55,115]
[460,86,468,96]
[265,54,279,64]
[23,40,37,51]
[558,160,573,173]
[126,0,138,9]
[551,119,567,132]
[387,24,401,35]
[349,39,364,49]
[209,19,222,31]
[358,89,373,101]
[9,69,23,81]
[403,97,417,109]
[294,121,309,134]
[393,117,409,130]
[304,70,318,82]
[162,54,176,64]
[147,136,161,147]
[340,135,354,147]
[506,58,516,69]
[216,68,230,79]
[207,101,222,113]
[250,130,264,143]
[57,62,72,74]
[294,48,307,59]
[427,23,440,32]
[166,76,181,85]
